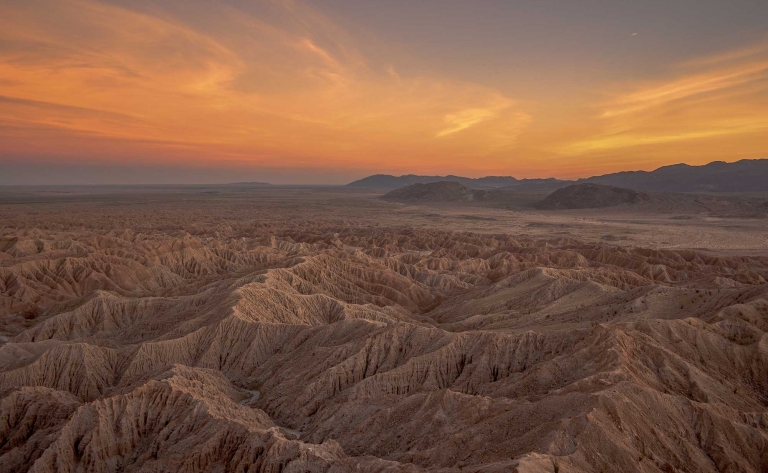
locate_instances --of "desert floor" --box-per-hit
[1,186,767,473]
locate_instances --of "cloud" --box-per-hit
[0,0,530,172]
[562,119,768,155]
[601,61,768,119]
[436,108,498,137]
[558,43,768,156]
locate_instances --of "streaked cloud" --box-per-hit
[0,0,530,172]
[437,108,499,137]
[558,45,768,159]
[601,61,768,119]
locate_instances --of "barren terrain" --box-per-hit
[1,186,767,473]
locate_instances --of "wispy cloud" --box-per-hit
[601,61,768,118]
[437,108,498,137]
[558,44,768,157]
[0,0,530,170]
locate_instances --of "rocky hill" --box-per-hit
[381,181,477,202]
[535,183,649,209]
[380,181,543,208]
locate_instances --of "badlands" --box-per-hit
[1,185,768,473]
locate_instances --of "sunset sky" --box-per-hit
[1,0,767,184]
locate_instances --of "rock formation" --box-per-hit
[2,215,768,472]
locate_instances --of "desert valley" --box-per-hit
[1,162,768,472]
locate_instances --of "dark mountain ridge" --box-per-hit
[351,159,768,192]
[582,159,768,192]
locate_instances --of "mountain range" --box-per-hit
[348,159,768,192]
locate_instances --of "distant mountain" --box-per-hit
[348,174,520,189]
[348,174,574,190]
[381,181,476,202]
[534,184,648,209]
[352,159,768,192]
[583,159,768,192]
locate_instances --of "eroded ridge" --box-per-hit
[2,224,767,472]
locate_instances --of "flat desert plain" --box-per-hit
[1,185,768,473]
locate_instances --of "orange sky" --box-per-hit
[1,0,767,184]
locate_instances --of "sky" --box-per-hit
[1,0,767,185]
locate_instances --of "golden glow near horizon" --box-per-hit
[1,0,767,182]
